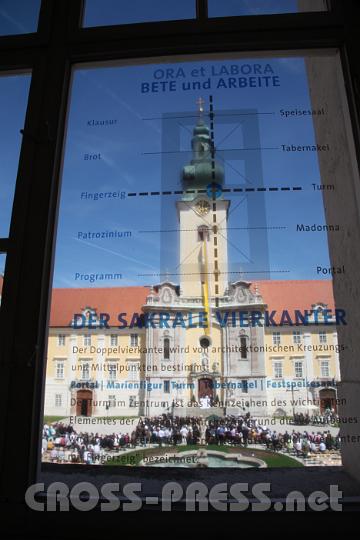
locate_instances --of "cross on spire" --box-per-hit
[196,96,205,117]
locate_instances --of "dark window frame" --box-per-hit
[0,0,359,519]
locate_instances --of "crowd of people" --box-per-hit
[42,412,341,465]
[292,408,338,426]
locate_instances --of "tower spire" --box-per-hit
[196,96,205,118]
[181,100,224,199]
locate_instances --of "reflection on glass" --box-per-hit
[0,0,41,35]
[0,253,5,273]
[42,52,355,471]
[208,0,326,17]
[0,254,5,309]
[0,74,31,237]
[83,0,196,27]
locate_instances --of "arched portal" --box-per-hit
[76,390,92,416]
[319,388,337,413]
[198,378,214,400]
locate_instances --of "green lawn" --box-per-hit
[43,416,65,424]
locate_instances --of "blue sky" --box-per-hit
[0,73,31,247]
[48,55,332,288]
[0,0,325,36]
[83,0,320,27]
[208,0,325,17]
[0,0,40,35]
[0,5,332,285]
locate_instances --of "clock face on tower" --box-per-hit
[201,142,210,152]
[195,199,211,216]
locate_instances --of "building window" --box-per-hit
[272,332,281,345]
[55,362,64,379]
[130,334,138,346]
[84,335,91,347]
[58,334,66,346]
[164,337,170,360]
[129,395,137,407]
[55,394,62,407]
[240,336,247,359]
[274,361,283,379]
[319,331,327,344]
[241,380,248,394]
[108,395,116,408]
[108,364,117,380]
[198,225,210,241]
[294,361,303,378]
[293,331,301,344]
[127,363,139,382]
[164,380,170,393]
[82,363,90,380]
[110,334,118,346]
[321,360,330,378]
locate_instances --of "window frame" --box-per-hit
[0,0,359,518]
[107,363,117,380]
[55,360,65,379]
[273,360,283,379]
[110,333,118,346]
[320,358,330,378]
[294,360,303,379]
[293,330,301,344]
[130,333,139,347]
[272,331,281,345]
[57,333,66,346]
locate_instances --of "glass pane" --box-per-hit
[0,253,4,287]
[208,0,327,17]
[0,253,4,315]
[83,0,196,27]
[0,73,31,237]
[41,51,358,480]
[0,0,41,35]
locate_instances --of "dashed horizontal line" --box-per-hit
[143,147,278,155]
[138,226,287,233]
[137,270,290,277]
[142,112,275,120]
[230,226,287,230]
[126,187,302,198]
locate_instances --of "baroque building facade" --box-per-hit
[43,113,341,421]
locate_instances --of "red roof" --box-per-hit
[49,280,335,327]
[253,280,335,323]
[49,286,150,327]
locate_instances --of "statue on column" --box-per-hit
[199,415,208,445]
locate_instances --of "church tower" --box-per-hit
[177,100,230,301]
[143,100,267,417]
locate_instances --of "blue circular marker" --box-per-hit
[207,182,223,199]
